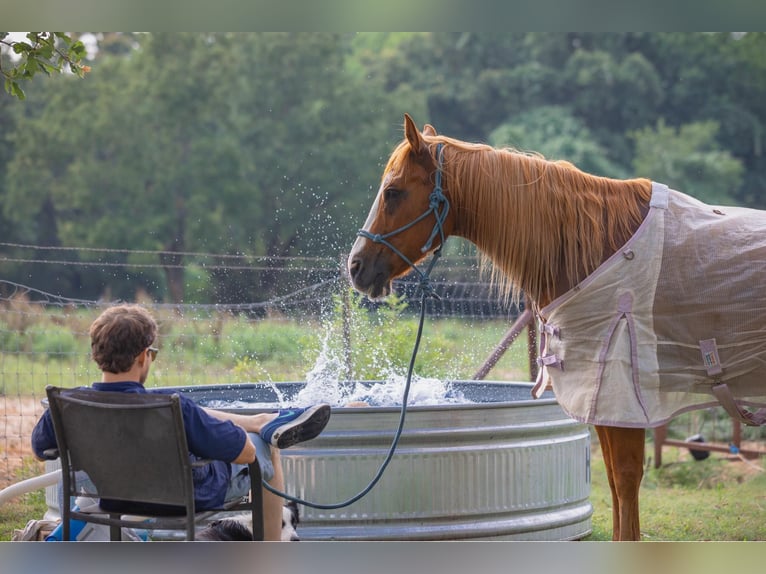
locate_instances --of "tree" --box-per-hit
[1,32,89,99]
[3,32,765,302]
[562,48,664,167]
[2,49,145,300]
[631,119,743,204]
[2,33,406,302]
[489,106,629,178]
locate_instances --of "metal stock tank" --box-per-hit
[177,380,592,541]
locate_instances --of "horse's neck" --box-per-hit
[447,152,652,307]
[540,200,651,307]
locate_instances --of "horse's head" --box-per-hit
[347,114,453,299]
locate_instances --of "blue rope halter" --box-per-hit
[356,143,450,297]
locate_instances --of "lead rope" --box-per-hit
[262,144,448,509]
[262,281,436,509]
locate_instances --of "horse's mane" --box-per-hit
[389,135,652,306]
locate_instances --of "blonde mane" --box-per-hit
[389,135,652,306]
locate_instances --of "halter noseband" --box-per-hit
[357,143,449,297]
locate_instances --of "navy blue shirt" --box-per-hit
[31,382,247,511]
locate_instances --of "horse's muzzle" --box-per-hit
[347,251,393,300]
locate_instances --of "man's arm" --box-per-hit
[31,411,57,461]
[201,407,272,434]
[201,407,262,463]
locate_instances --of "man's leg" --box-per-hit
[262,449,284,541]
[227,433,285,541]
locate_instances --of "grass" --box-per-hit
[0,491,47,541]
[0,462,49,541]
[0,302,532,395]
[584,435,766,541]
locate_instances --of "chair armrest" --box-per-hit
[42,448,60,460]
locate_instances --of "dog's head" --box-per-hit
[196,501,300,541]
[196,519,253,541]
[281,500,300,542]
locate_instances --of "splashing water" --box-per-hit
[293,369,469,408]
[206,305,475,409]
[289,325,469,408]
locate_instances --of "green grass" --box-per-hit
[0,491,47,542]
[0,461,49,541]
[0,310,532,395]
[584,436,766,541]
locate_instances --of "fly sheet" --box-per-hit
[534,182,766,428]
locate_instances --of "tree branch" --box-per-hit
[1,32,90,100]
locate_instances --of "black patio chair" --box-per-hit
[43,385,264,541]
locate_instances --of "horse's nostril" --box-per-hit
[348,257,361,279]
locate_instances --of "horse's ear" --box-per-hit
[423,124,437,136]
[404,113,425,153]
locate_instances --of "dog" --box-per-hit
[196,518,254,541]
[280,499,300,542]
[196,500,301,541]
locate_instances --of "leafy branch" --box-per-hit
[1,32,90,100]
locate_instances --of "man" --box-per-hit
[31,304,331,541]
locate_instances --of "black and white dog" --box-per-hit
[280,500,300,542]
[197,500,301,541]
[196,518,254,541]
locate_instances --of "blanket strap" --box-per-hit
[531,322,562,399]
[700,338,766,426]
[711,383,766,427]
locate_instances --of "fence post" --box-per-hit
[653,424,667,468]
[472,309,533,380]
[527,308,538,382]
[339,253,352,381]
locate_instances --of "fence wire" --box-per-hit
[0,256,531,487]
[2,254,760,489]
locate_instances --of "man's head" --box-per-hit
[90,304,158,376]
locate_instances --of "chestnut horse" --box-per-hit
[348,114,652,541]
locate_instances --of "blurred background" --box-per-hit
[1,32,764,304]
[2,33,766,542]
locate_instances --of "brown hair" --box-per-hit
[89,304,158,373]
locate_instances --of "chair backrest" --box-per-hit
[45,386,195,513]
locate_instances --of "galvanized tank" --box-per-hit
[181,380,592,541]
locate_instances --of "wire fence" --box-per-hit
[0,254,534,487]
[1,251,763,487]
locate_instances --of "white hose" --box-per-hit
[0,470,61,506]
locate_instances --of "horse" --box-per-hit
[347,113,766,541]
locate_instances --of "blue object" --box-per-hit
[45,513,90,541]
[45,506,149,542]
[259,404,331,449]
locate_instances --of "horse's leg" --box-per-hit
[595,425,620,539]
[595,425,645,541]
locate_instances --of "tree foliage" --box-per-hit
[1,32,764,302]
[631,120,743,204]
[489,106,628,178]
[0,32,89,99]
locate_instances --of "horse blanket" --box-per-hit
[534,182,766,428]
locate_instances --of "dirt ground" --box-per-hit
[0,396,47,487]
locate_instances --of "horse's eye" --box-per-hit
[384,187,404,202]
